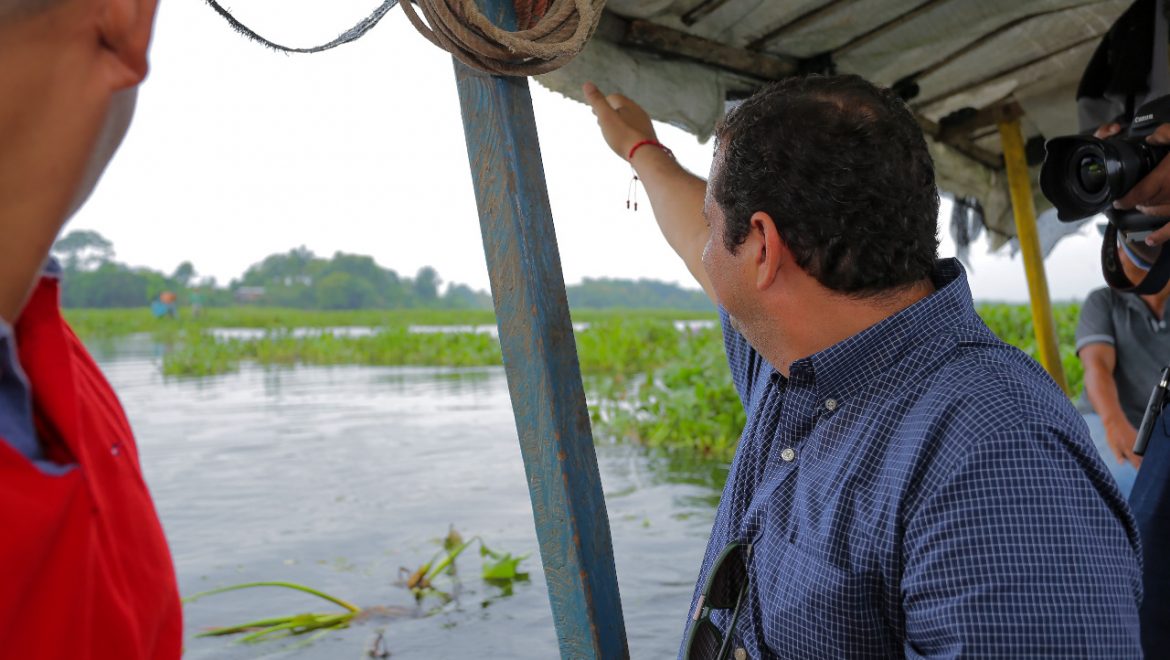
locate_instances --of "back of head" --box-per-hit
[712,74,940,297]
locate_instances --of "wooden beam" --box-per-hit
[453,1,629,657]
[681,0,735,26]
[608,12,1001,168]
[918,114,1004,170]
[938,101,1024,143]
[746,0,852,51]
[621,18,799,79]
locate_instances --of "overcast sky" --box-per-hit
[68,0,1108,303]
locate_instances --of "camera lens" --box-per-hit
[1078,156,1108,195]
[1040,135,1167,221]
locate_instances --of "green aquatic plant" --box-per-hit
[184,530,530,649]
[586,322,745,461]
[79,305,1088,459]
[479,543,530,582]
[65,306,716,339]
[182,581,361,643]
[400,528,530,602]
[403,537,477,594]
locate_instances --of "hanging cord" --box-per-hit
[202,0,400,54]
[200,0,604,76]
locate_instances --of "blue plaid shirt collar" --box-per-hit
[782,258,971,408]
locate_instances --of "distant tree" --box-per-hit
[566,278,711,311]
[241,246,321,287]
[60,262,150,307]
[172,261,196,288]
[326,253,385,283]
[316,272,378,310]
[413,266,442,302]
[382,269,409,307]
[443,283,492,309]
[52,229,114,272]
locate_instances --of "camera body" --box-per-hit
[1040,95,1170,230]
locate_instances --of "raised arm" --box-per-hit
[582,82,715,303]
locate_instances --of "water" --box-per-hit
[207,319,717,342]
[95,337,725,658]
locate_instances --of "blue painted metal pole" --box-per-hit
[451,3,629,659]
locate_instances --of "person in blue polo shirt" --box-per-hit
[585,75,1142,657]
[1077,238,1170,496]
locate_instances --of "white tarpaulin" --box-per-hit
[538,0,1132,253]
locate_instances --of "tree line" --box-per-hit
[51,230,712,311]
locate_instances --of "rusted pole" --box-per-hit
[450,2,629,657]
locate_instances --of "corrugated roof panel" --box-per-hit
[748,0,928,57]
[911,1,1124,112]
[541,0,1135,246]
[834,0,1108,84]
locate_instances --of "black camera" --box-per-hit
[1040,95,1170,227]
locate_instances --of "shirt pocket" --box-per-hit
[754,537,893,658]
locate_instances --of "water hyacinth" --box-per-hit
[185,529,530,650]
[69,305,1087,463]
[182,581,362,643]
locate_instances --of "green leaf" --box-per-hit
[481,552,529,581]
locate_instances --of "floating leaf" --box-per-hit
[479,544,529,581]
[183,581,359,646]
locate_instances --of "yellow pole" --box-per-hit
[997,117,1070,395]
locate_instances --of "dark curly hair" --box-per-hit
[711,74,940,296]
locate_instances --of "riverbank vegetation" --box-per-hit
[70,304,1083,462]
[52,231,711,312]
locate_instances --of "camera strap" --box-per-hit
[1102,222,1170,294]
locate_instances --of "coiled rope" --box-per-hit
[202,0,604,76]
[399,0,604,76]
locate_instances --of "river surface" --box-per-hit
[208,319,717,341]
[91,336,726,659]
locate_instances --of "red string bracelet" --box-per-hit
[627,139,673,161]
[625,140,673,211]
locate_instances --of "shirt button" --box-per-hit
[734,649,747,660]
[824,398,838,412]
[780,447,796,462]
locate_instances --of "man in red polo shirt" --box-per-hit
[0,0,181,658]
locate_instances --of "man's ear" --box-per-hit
[97,0,159,89]
[750,211,786,291]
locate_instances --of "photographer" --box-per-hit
[1067,0,1170,653]
[1080,0,1170,239]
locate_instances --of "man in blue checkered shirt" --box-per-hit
[585,74,1143,657]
